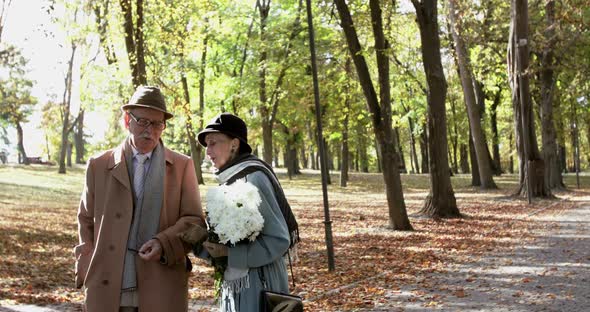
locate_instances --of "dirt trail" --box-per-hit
[369,203,590,311]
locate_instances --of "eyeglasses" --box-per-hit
[128,111,166,130]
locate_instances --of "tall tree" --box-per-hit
[0,45,36,164]
[448,0,497,189]
[58,42,77,174]
[120,0,147,87]
[508,0,551,197]
[257,0,303,164]
[339,58,352,187]
[489,86,503,173]
[92,0,117,65]
[334,0,413,230]
[539,0,564,189]
[74,108,85,164]
[0,0,11,43]
[411,0,461,218]
[419,123,429,173]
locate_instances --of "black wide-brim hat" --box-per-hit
[121,86,174,120]
[197,113,252,154]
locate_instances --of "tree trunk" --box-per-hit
[323,139,332,184]
[460,143,469,173]
[407,116,419,174]
[450,97,459,173]
[258,0,303,165]
[340,137,349,187]
[58,44,76,174]
[358,125,369,173]
[67,142,73,167]
[340,58,352,187]
[0,0,8,43]
[195,30,209,183]
[300,141,308,169]
[509,131,515,174]
[288,135,301,178]
[273,146,279,168]
[412,0,460,218]
[92,0,118,65]
[469,133,480,186]
[279,122,301,178]
[326,140,334,171]
[120,0,146,87]
[539,0,564,190]
[335,0,413,230]
[490,88,502,174]
[134,0,147,85]
[402,95,420,174]
[555,101,567,174]
[15,122,29,165]
[448,0,496,189]
[75,109,85,164]
[508,0,551,198]
[419,124,429,173]
[182,74,204,184]
[375,139,382,173]
[307,120,315,170]
[395,128,406,173]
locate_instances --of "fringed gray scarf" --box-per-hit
[218,155,300,252]
[122,138,165,291]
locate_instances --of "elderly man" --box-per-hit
[75,86,206,312]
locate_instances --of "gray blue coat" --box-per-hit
[219,170,290,312]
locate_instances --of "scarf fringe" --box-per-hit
[288,230,300,263]
[222,273,250,294]
[288,241,299,263]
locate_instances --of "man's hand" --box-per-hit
[138,239,163,261]
[203,241,229,258]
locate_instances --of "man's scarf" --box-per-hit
[121,138,165,291]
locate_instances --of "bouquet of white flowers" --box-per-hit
[206,179,264,245]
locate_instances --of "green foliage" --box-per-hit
[0,44,37,128]
[24,0,589,173]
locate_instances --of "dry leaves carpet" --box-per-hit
[0,165,587,311]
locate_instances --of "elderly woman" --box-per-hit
[197,113,299,312]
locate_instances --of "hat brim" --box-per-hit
[121,104,174,120]
[197,128,252,154]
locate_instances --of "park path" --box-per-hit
[367,203,590,311]
[1,204,588,312]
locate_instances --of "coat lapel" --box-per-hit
[109,143,131,190]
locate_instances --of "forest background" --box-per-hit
[1,0,589,201]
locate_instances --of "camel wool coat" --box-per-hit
[74,142,205,312]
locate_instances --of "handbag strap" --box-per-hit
[287,249,296,288]
[258,235,297,290]
[258,255,296,291]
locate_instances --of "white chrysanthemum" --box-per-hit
[206,179,264,245]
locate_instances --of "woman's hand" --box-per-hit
[178,223,208,245]
[203,241,229,258]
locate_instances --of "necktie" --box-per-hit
[134,154,148,200]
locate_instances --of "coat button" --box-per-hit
[115,212,122,219]
[109,245,115,251]
[102,279,109,285]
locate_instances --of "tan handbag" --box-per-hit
[259,268,303,312]
[260,290,303,312]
